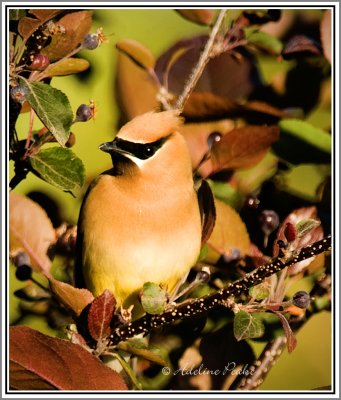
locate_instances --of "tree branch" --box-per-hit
[175,9,227,111]
[109,235,331,345]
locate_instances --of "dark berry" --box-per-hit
[197,269,211,284]
[82,33,99,50]
[276,239,286,249]
[293,291,310,309]
[10,85,28,103]
[259,210,280,235]
[29,54,50,71]
[244,195,260,209]
[284,222,297,242]
[207,131,222,149]
[75,104,93,122]
[15,264,32,281]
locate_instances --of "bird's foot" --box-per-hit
[169,265,211,303]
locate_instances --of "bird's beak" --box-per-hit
[99,140,127,156]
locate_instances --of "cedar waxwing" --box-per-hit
[75,110,214,316]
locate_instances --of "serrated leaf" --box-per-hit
[30,147,85,192]
[117,341,168,367]
[10,326,127,390]
[116,39,155,70]
[45,57,90,77]
[175,9,215,26]
[140,282,167,315]
[49,278,94,317]
[233,311,265,341]
[246,29,283,55]
[9,192,55,274]
[88,290,116,341]
[19,79,73,146]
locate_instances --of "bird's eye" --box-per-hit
[143,145,154,158]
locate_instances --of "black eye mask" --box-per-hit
[114,134,172,160]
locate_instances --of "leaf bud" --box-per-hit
[284,222,297,243]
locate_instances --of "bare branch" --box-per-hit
[175,9,227,111]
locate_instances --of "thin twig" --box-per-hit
[233,272,332,390]
[175,9,227,112]
[109,235,331,345]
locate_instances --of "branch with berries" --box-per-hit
[109,235,331,345]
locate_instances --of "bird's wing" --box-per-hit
[74,175,103,289]
[197,179,216,244]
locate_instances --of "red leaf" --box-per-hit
[272,311,297,353]
[88,290,117,341]
[282,35,322,59]
[273,206,323,274]
[209,125,280,173]
[9,326,128,390]
[49,278,94,317]
[18,10,64,41]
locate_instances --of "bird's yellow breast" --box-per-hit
[79,173,202,312]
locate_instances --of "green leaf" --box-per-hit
[249,284,270,301]
[29,147,85,192]
[279,119,331,153]
[246,29,283,55]
[19,78,73,146]
[275,163,331,202]
[140,282,167,315]
[274,119,331,164]
[117,340,168,367]
[233,311,265,341]
[9,9,26,21]
[296,218,320,238]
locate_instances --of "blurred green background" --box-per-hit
[10,9,332,391]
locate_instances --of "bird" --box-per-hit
[75,110,215,317]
